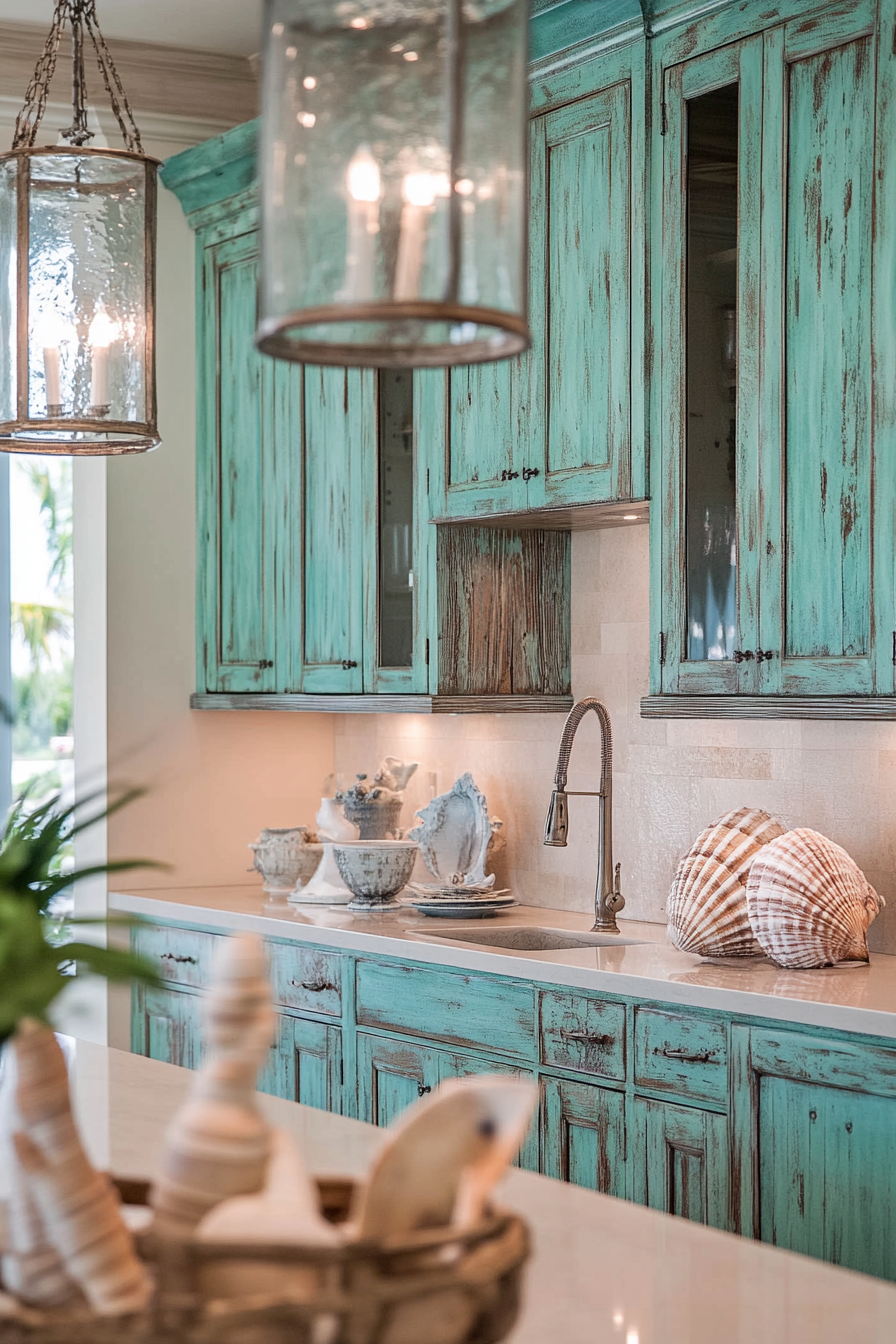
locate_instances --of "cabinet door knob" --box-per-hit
[522,466,540,482]
[417,1083,432,1097]
[257,659,273,669]
[341,659,358,670]
[500,469,520,481]
[733,649,754,663]
[292,979,336,993]
[755,649,775,662]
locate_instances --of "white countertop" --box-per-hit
[111,885,896,1039]
[7,1038,896,1343]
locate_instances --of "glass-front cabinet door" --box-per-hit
[365,370,432,693]
[657,37,763,695]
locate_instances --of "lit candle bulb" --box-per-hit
[394,171,439,302]
[344,146,381,302]
[88,304,120,414]
[35,310,71,416]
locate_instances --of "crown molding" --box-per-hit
[0,21,256,135]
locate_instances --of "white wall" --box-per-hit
[105,137,335,894]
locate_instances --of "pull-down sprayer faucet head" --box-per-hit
[543,789,569,846]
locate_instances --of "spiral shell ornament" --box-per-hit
[667,806,787,958]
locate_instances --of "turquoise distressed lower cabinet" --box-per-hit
[634,1098,729,1232]
[131,919,896,1281]
[732,1026,896,1281]
[132,983,202,1072]
[541,1077,626,1199]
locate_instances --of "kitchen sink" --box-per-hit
[420,925,648,952]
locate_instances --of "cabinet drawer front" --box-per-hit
[634,1008,727,1106]
[540,990,626,1081]
[133,924,220,989]
[355,960,535,1058]
[268,942,342,1016]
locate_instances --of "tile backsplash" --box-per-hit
[335,523,896,953]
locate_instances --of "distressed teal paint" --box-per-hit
[638,1096,730,1230]
[651,0,893,709]
[133,984,202,1071]
[734,1026,896,1281]
[542,85,630,497]
[542,1076,627,1197]
[301,367,366,692]
[132,917,896,1280]
[633,1006,728,1107]
[159,120,258,218]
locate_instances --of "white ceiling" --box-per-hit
[0,0,264,57]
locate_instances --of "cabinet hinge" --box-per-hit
[660,100,668,136]
[659,632,666,666]
[425,637,430,666]
[426,468,430,493]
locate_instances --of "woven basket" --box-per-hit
[2,1177,530,1344]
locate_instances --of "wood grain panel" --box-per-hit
[301,367,365,690]
[437,526,570,696]
[783,36,874,665]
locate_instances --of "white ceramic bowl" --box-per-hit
[332,840,418,908]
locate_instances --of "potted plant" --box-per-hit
[0,789,162,1046]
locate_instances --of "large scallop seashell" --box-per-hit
[746,828,884,969]
[667,806,787,958]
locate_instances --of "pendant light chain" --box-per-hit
[13,0,143,154]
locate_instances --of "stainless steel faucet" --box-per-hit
[544,697,624,933]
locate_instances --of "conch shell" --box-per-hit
[746,828,884,969]
[667,806,786,958]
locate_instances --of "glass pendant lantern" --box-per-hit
[257,0,530,368]
[0,0,160,455]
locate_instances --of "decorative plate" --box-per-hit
[407,773,501,886]
[407,897,517,920]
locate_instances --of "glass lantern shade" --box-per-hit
[257,0,530,368]
[0,146,159,454]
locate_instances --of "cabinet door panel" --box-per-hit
[636,1097,729,1231]
[300,367,369,691]
[198,231,277,692]
[133,985,201,1071]
[760,18,879,693]
[542,1076,626,1197]
[733,1026,896,1281]
[356,1032,439,1128]
[538,83,631,504]
[437,1051,540,1172]
[262,1014,343,1112]
[440,360,528,518]
[656,38,764,695]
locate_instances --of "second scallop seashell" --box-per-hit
[667,806,787,958]
[746,828,884,969]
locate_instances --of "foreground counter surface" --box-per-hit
[113,886,896,1039]
[3,1038,894,1344]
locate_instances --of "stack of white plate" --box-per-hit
[403,882,516,919]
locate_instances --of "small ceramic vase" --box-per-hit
[249,827,319,894]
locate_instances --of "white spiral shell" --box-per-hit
[667,807,787,958]
[746,828,884,969]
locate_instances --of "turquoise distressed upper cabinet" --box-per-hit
[651,0,896,705]
[195,208,299,694]
[428,40,647,522]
